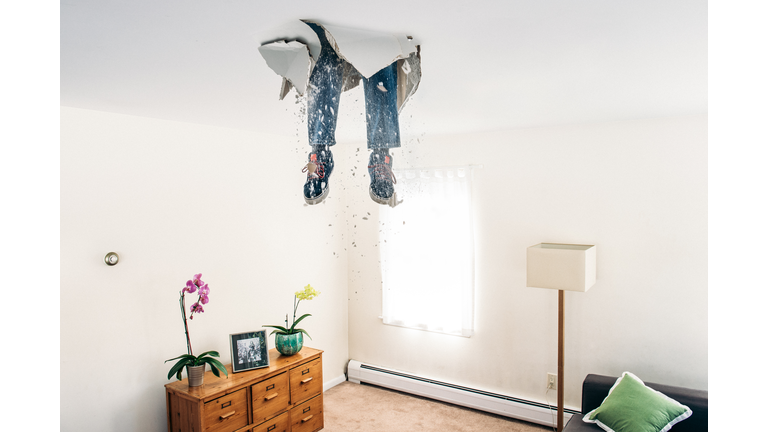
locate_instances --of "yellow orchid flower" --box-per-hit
[295,284,320,301]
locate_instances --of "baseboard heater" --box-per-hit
[347,359,579,427]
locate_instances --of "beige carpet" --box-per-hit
[323,381,553,432]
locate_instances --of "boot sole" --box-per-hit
[369,186,397,207]
[305,185,330,205]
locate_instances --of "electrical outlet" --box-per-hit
[547,373,557,390]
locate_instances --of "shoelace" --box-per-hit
[368,163,397,185]
[302,155,326,180]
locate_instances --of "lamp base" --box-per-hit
[558,289,564,432]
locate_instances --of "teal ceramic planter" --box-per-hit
[275,332,303,356]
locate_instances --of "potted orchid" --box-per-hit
[264,284,320,356]
[165,273,228,386]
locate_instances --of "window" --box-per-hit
[379,166,476,337]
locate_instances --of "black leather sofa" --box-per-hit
[563,374,708,431]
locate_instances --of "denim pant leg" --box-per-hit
[363,62,401,150]
[307,24,344,147]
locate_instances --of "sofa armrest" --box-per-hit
[580,374,620,414]
[563,414,598,432]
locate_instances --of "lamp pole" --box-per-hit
[558,289,564,432]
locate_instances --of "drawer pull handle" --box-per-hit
[302,415,313,423]
[266,383,275,391]
[301,377,313,384]
[267,425,276,432]
[264,392,279,401]
[219,411,236,420]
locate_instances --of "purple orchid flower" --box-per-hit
[183,280,197,294]
[192,273,204,288]
[198,283,210,304]
[190,302,204,315]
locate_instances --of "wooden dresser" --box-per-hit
[165,347,324,432]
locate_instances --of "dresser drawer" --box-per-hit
[252,372,290,424]
[251,411,289,432]
[202,388,248,432]
[289,394,323,432]
[289,358,322,404]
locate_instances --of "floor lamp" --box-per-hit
[526,243,596,432]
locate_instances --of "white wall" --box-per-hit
[346,115,707,411]
[60,107,349,432]
[61,108,707,429]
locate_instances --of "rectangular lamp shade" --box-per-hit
[526,243,597,292]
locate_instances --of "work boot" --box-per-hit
[303,146,334,205]
[368,149,398,206]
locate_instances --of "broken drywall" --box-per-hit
[257,20,421,112]
[257,40,312,96]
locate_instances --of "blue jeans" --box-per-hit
[306,23,401,150]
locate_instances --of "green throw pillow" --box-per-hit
[582,372,692,432]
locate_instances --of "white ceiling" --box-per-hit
[60,0,707,141]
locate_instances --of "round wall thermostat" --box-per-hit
[105,252,119,266]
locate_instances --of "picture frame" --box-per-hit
[229,330,270,373]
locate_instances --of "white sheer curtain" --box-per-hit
[379,165,475,337]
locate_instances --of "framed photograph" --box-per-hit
[229,330,270,373]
